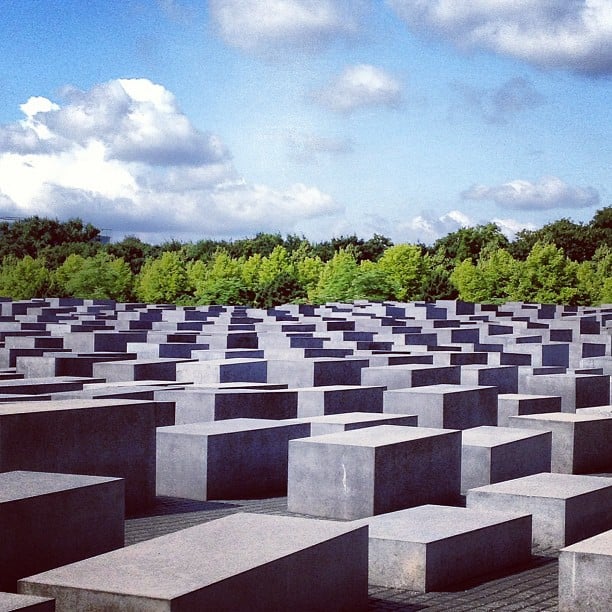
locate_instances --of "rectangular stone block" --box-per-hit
[460,365,519,393]
[559,529,612,612]
[497,393,562,427]
[92,358,192,382]
[1,471,123,591]
[466,473,612,549]
[364,505,531,592]
[156,387,299,424]
[156,418,310,500]
[19,513,368,612]
[384,384,498,429]
[267,358,369,387]
[295,384,385,416]
[175,358,267,384]
[361,364,461,390]
[288,425,461,519]
[0,592,55,610]
[296,412,417,436]
[509,412,612,473]
[461,426,552,494]
[0,399,157,512]
[521,372,610,412]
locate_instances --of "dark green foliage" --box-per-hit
[254,272,307,308]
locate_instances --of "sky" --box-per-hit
[0,1,610,245]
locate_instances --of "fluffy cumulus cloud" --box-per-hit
[0,78,340,240]
[451,77,545,124]
[313,64,403,113]
[462,176,600,210]
[387,0,612,75]
[210,0,364,54]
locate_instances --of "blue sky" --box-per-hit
[0,0,610,244]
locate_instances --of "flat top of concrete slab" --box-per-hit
[469,473,612,499]
[560,529,612,555]
[296,424,457,447]
[295,385,383,393]
[577,406,612,416]
[511,412,612,423]
[19,513,364,600]
[0,398,153,415]
[298,412,416,425]
[357,504,529,543]
[84,380,179,389]
[0,471,121,503]
[498,393,561,400]
[385,384,494,395]
[366,364,456,372]
[462,426,551,446]
[158,418,301,435]
[0,591,55,608]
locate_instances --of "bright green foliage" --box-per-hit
[352,261,398,301]
[377,244,426,300]
[309,250,358,303]
[0,255,51,299]
[241,254,263,294]
[257,246,294,288]
[510,242,580,305]
[194,250,251,305]
[54,254,86,296]
[576,246,612,305]
[136,251,191,303]
[451,249,519,304]
[58,253,133,301]
[296,255,324,296]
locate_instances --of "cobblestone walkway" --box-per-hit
[125,496,559,611]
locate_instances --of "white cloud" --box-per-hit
[491,217,537,239]
[450,77,545,124]
[0,79,341,241]
[210,0,364,54]
[388,0,612,75]
[462,176,600,210]
[313,64,403,113]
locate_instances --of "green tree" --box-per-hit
[60,253,133,301]
[377,244,425,300]
[309,249,358,303]
[352,261,398,301]
[451,249,519,304]
[509,242,580,304]
[0,256,51,299]
[136,251,192,303]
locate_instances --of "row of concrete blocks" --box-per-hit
[2,469,611,610]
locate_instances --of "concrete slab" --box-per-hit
[466,473,612,549]
[19,513,368,612]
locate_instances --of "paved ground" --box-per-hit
[125,496,560,611]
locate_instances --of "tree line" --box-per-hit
[0,207,610,307]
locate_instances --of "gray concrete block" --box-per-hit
[19,513,368,612]
[559,529,612,612]
[363,504,531,592]
[295,384,385,417]
[175,358,267,384]
[509,412,612,474]
[267,358,369,387]
[521,372,610,412]
[461,426,552,494]
[0,399,157,512]
[497,393,562,427]
[361,364,461,390]
[156,387,299,424]
[156,418,310,500]
[0,471,123,591]
[296,412,417,436]
[460,364,519,393]
[384,384,498,429]
[0,592,55,611]
[92,358,193,382]
[466,473,612,549]
[288,425,461,519]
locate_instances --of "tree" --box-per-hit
[509,242,580,305]
[352,262,398,301]
[451,249,519,304]
[309,249,358,303]
[106,236,154,274]
[377,244,425,301]
[136,251,192,303]
[59,253,133,301]
[0,256,51,299]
